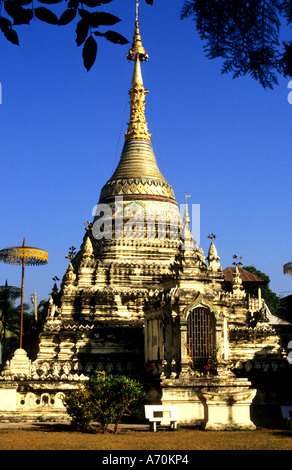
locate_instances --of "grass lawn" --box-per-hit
[0,424,291,450]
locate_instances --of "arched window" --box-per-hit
[187,307,216,371]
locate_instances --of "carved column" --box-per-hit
[179,322,193,375]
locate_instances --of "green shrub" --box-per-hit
[64,388,94,431]
[64,372,147,433]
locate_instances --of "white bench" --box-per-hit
[144,405,178,432]
[281,406,292,428]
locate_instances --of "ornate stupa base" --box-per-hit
[160,376,256,430]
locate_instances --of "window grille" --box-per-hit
[187,307,215,371]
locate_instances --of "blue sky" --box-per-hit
[0,0,291,308]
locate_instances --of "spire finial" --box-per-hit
[127,0,148,62]
[125,1,151,142]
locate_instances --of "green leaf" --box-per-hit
[0,17,12,31]
[87,12,121,27]
[4,1,20,17]
[14,9,33,25]
[58,8,77,26]
[3,28,19,45]
[81,0,113,6]
[76,18,89,46]
[16,0,33,5]
[82,35,97,71]
[68,0,79,7]
[37,0,63,3]
[99,30,129,45]
[34,7,59,24]
[78,8,91,20]
[4,1,33,24]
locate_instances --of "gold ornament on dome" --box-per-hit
[84,220,93,232]
[65,246,76,260]
[232,254,243,267]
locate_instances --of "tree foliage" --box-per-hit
[0,296,20,345]
[64,372,147,433]
[0,296,31,363]
[0,0,130,71]
[181,0,292,88]
[0,0,291,84]
[0,290,49,365]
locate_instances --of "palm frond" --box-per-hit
[180,1,196,20]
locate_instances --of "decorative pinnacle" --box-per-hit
[126,1,148,62]
[65,246,76,261]
[232,254,243,267]
[125,0,151,142]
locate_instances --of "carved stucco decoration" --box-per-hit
[180,292,223,325]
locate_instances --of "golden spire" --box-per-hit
[98,0,177,205]
[125,0,151,142]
